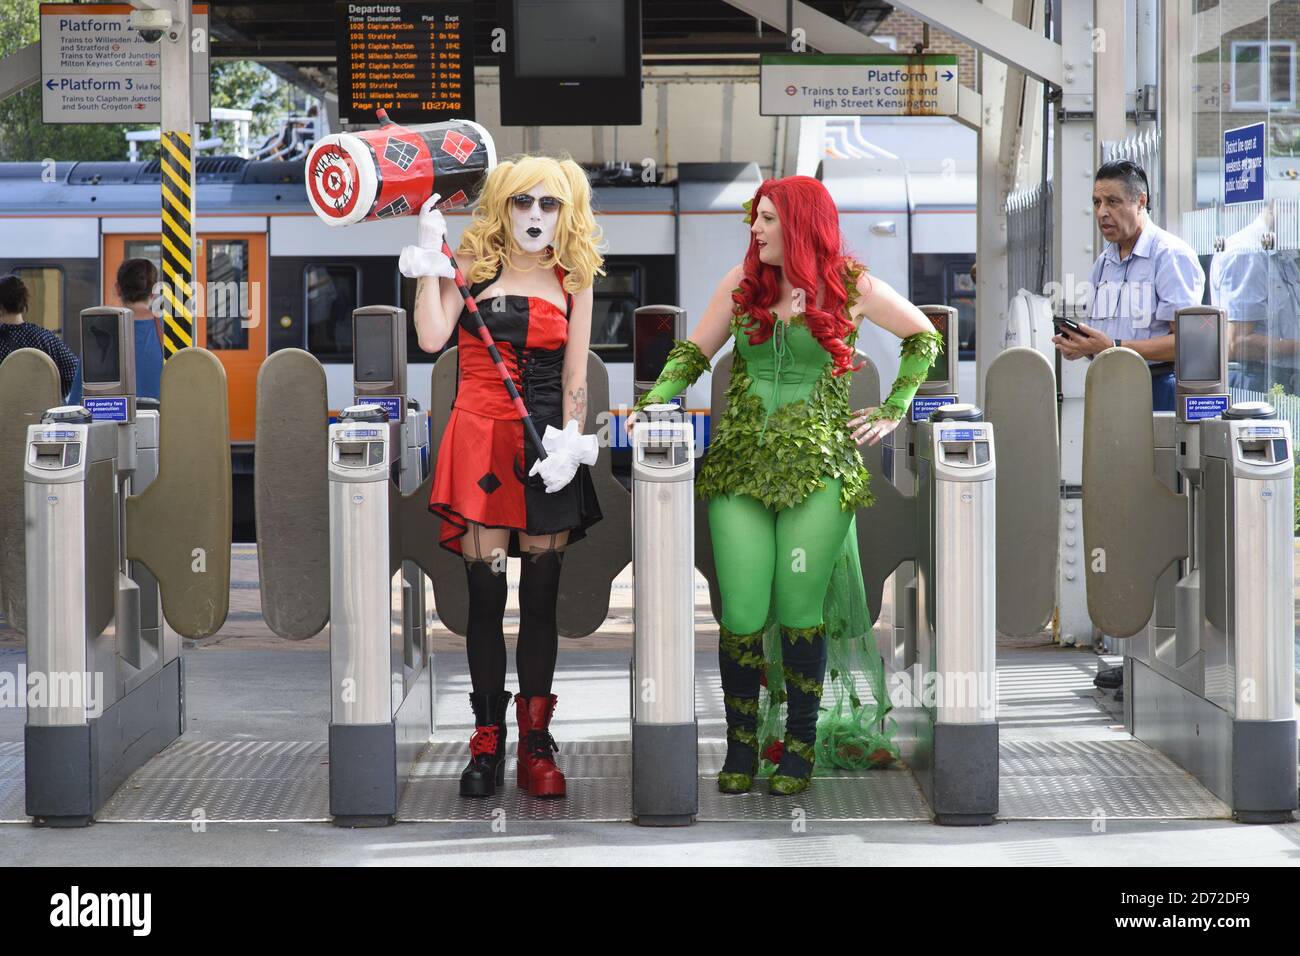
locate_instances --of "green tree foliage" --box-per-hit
[0,0,306,162]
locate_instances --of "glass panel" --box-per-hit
[122,240,162,273]
[306,265,359,358]
[590,264,640,357]
[1269,42,1293,106]
[1234,43,1262,106]
[13,266,62,333]
[205,239,248,350]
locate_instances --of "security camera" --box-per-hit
[129,8,172,43]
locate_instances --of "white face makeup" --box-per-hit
[509,181,561,255]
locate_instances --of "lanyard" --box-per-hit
[1101,256,1136,321]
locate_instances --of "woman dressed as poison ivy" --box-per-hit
[630,175,942,794]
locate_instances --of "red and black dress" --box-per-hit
[429,262,602,556]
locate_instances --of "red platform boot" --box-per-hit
[515,694,566,798]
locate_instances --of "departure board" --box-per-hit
[336,2,475,125]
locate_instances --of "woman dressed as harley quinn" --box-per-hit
[632,176,942,795]
[401,156,605,800]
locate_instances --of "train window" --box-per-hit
[306,265,360,358]
[122,241,162,276]
[590,264,640,361]
[205,240,249,350]
[13,266,63,333]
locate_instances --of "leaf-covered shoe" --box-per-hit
[769,736,816,795]
[718,724,759,793]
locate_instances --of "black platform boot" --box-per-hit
[770,624,826,796]
[460,690,513,797]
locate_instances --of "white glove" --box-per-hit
[398,193,455,279]
[545,419,599,466]
[527,421,598,493]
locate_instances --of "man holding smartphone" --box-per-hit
[1052,160,1205,412]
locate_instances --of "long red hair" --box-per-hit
[734,176,863,376]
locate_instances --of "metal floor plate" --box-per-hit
[97,741,330,823]
[400,740,931,822]
[998,739,1231,819]
[0,743,24,823]
[0,734,1234,823]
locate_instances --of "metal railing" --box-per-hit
[1006,180,1054,301]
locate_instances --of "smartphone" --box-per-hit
[1053,316,1082,336]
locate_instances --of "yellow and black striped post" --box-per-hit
[159,129,196,357]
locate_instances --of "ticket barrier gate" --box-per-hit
[0,308,231,826]
[426,341,634,798]
[256,305,434,827]
[1084,307,1297,823]
[690,314,1057,824]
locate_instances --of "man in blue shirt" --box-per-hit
[68,258,165,403]
[1052,160,1206,412]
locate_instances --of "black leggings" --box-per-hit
[461,524,566,697]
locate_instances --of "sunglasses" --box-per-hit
[511,194,563,212]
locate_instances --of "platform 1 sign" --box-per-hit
[760,54,958,117]
[40,3,210,124]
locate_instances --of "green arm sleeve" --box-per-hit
[632,339,711,412]
[867,330,944,423]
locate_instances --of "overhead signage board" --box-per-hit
[335,1,475,125]
[760,54,958,117]
[1224,122,1265,205]
[40,3,211,124]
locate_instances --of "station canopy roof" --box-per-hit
[207,0,896,100]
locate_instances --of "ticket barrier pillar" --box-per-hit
[1083,307,1297,823]
[256,306,434,827]
[630,405,697,826]
[16,307,230,826]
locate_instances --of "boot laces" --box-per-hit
[469,725,499,758]
[524,729,559,761]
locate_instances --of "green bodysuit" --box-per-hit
[637,260,942,788]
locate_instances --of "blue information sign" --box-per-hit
[911,394,959,423]
[1184,394,1229,421]
[355,396,403,421]
[1224,122,1265,205]
[83,397,127,422]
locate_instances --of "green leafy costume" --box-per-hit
[636,258,942,793]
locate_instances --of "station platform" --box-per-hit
[1,545,1298,865]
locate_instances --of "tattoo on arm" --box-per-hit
[566,385,587,427]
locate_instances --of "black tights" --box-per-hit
[462,524,566,698]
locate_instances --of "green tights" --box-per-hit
[708,478,853,633]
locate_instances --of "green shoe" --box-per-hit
[768,736,815,796]
[718,771,755,794]
[768,772,811,796]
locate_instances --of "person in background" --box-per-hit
[1053,160,1205,413]
[68,258,165,403]
[0,273,78,396]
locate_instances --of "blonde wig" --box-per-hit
[458,154,605,294]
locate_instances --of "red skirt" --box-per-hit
[428,405,601,557]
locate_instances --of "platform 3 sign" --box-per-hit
[40,3,210,124]
[760,54,958,117]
